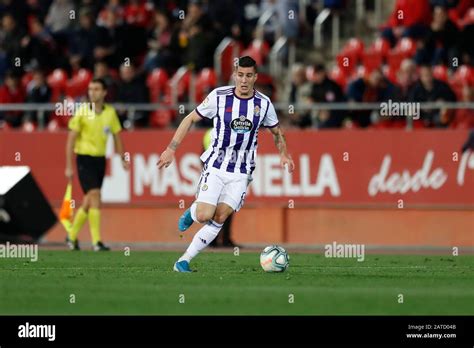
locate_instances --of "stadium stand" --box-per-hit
[0,0,473,130]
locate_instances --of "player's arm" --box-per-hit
[113,133,130,170]
[65,130,78,179]
[157,110,202,169]
[269,125,295,173]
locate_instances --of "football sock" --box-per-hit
[69,207,88,241]
[88,208,101,245]
[179,219,223,263]
[190,202,198,222]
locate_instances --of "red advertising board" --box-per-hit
[1,129,473,207]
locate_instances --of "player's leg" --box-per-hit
[87,156,109,251]
[67,155,91,250]
[178,167,221,231]
[87,188,109,251]
[175,203,232,272]
[174,170,224,272]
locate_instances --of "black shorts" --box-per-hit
[76,154,106,194]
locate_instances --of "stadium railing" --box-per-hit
[1,102,473,130]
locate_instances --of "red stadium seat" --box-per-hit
[65,69,93,99]
[387,38,417,73]
[433,65,449,82]
[241,39,270,66]
[336,38,365,77]
[361,38,390,74]
[450,65,474,99]
[146,68,169,102]
[47,69,68,101]
[195,68,217,102]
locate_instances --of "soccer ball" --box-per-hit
[260,245,289,272]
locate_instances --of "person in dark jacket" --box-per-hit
[116,63,149,127]
[310,64,346,128]
[408,64,456,127]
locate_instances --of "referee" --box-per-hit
[65,78,129,251]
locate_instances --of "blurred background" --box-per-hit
[0,0,473,250]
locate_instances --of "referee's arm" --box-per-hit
[113,132,130,169]
[65,131,78,179]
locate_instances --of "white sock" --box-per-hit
[179,219,223,263]
[190,202,198,223]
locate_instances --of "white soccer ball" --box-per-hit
[260,245,289,272]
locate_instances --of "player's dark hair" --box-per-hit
[237,56,257,73]
[91,77,108,90]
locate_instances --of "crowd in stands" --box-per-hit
[288,0,474,129]
[0,0,473,130]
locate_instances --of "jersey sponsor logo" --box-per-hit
[231,115,253,134]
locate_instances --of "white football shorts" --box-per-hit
[195,165,252,212]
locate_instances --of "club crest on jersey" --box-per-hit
[231,115,253,134]
[254,105,260,116]
[103,126,111,134]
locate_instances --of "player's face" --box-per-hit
[234,67,257,96]
[88,82,107,103]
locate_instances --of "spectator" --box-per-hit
[261,0,299,42]
[96,7,145,68]
[396,59,419,101]
[68,7,99,70]
[381,0,432,47]
[408,64,457,127]
[285,64,312,128]
[116,63,149,127]
[310,63,346,128]
[185,21,214,71]
[458,17,474,66]
[94,60,118,102]
[415,5,459,65]
[144,9,178,73]
[45,0,75,34]
[21,16,57,71]
[0,13,27,69]
[347,69,398,128]
[25,68,52,124]
[97,0,125,27]
[0,0,28,29]
[0,70,25,128]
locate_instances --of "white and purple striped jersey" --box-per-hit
[195,86,279,175]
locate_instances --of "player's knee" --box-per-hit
[196,211,213,223]
[88,190,101,208]
[213,211,230,225]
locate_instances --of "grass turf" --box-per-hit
[0,250,473,315]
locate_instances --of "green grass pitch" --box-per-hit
[0,250,473,315]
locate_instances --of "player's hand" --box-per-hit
[65,166,74,180]
[281,155,295,173]
[157,148,175,169]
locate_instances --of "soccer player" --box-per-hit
[65,78,129,251]
[157,56,295,272]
